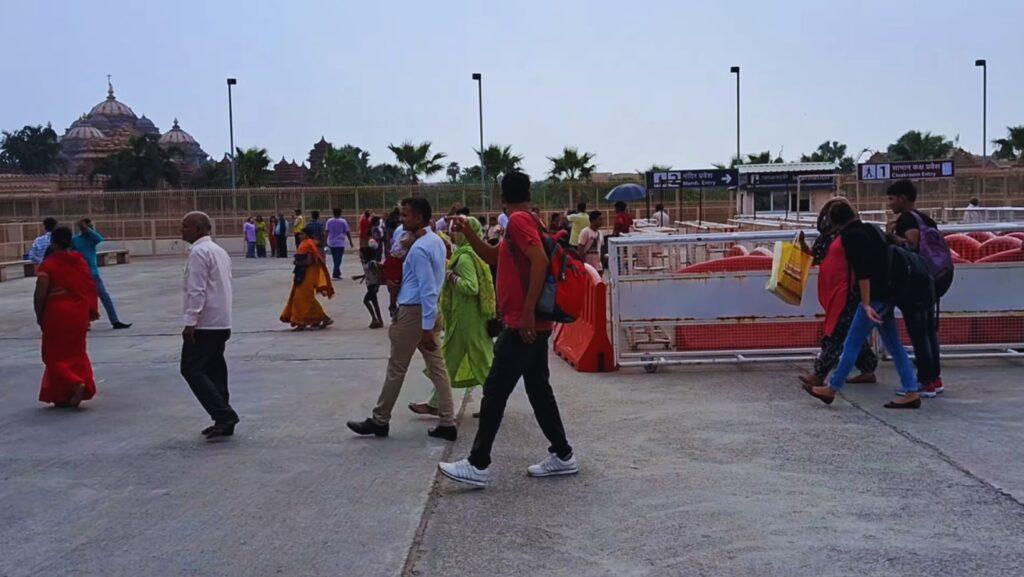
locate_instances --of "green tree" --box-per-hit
[714,152,782,169]
[91,134,181,190]
[387,141,447,183]
[366,163,407,185]
[476,144,524,183]
[188,160,232,189]
[317,144,372,185]
[234,147,271,186]
[547,146,596,181]
[446,161,461,183]
[0,124,63,174]
[887,130,954,161]
[992,126,1024,161]
[801,140,855,172]
[459,165,482,183]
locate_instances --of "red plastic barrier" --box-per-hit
[1003,232,1024,242]
[966,231,997,243]
[975,248,1024,263]
[677,255,772,274]
[976,236,1023,259]
[944,234,982,262]
[750,246,774,257]
[553,265,616,372]
[951,250,971,265]
[676,321,823,351]
[726,244,749,257]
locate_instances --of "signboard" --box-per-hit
[646,169,738,189]
[858,160,955,181]
[744,172,836,191]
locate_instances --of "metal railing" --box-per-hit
[607,223,1024,369]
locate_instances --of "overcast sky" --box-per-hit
[2,0,1021,179]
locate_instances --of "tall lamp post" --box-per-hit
[975,59,987,158]
[472,73,485,207]
[227,78,238,192]
[730,66,740,164]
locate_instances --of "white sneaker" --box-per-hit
[438,459,489,488]
[527,453,579,478]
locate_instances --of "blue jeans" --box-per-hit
[329,246,345,278]
[92,273,121,325]
[828,301,918,394]
[246,242,256,258]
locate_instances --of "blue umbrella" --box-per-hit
[604,183,647,202]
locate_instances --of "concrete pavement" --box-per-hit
[1,254,1023,577]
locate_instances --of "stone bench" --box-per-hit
[97,249,130,267]
[0,260,36,282]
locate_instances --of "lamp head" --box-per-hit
[472,73,482,80]
[227,78,237,85]
[730,66,740,74]
[975,59,986,67]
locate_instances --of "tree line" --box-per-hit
[1,124,1022,190]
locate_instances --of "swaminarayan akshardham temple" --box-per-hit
[59,79,208,177]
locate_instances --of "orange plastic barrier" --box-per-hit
[553,265,616,372]
[944,234,982,262]
[975,248,1024,263]
[966,231,997,243]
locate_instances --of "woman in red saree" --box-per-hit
[34,227,99,407]
[280,229,335,330]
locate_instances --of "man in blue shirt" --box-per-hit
[73,218,132,330]
[348,197,456,441]
[27,217,57,264]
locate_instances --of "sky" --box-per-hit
[2,0,1021,179]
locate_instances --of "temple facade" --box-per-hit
[59,81,208,177]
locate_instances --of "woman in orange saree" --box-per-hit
[34,227,99,407]
[280,229,335,330]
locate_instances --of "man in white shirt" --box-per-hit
[27,217,57,264]
[577,211,604,272]
[652,204,671,228]
[179,211,237,439]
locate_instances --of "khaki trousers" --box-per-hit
[372,305,455,427]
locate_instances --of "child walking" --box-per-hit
[355,245,384,329]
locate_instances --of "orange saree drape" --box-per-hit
[37,251,99,404]
[280,239,334,327]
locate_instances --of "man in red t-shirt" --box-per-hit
[438,172,577,488]
[613,201,633,235]
[358,210,372,248]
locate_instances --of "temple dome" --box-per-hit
[88,82,137,118]
[160,119,197,146]
[64,120,105,141]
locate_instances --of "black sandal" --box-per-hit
[884,398,921,409]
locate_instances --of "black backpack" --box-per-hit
[876,226,935,311]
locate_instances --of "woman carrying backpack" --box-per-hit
[887,180,954,398]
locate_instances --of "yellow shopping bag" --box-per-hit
[765,236,812,305]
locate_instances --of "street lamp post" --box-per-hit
[975,59,987,158]
[730,66,740,164]
[227,78,238,194]
[472,73,485,208]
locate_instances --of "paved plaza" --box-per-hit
[2,256,1024,577]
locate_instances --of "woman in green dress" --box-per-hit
[409,217,496,416]
[255,215,268,258]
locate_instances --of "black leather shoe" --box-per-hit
[347,418,389,437]
[884,398,921,409]
[428,425,457,441]
[112,322,133,329]
[204,423,236,439]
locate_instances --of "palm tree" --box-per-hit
[234,147,271,186]
[91,134,180,190]
[446,161,461,183]
[387,141,447,183]
[801,141,855,172]
[993,126,1024,161]
[547,147,596,181]
[476,144,524,183]
[0,124,63,174]
[714,151,783,169]
[318,144,371,185]
[887,130,954,161]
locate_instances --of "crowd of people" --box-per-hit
[25,172,962,489]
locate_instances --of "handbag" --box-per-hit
[765,233,812,305]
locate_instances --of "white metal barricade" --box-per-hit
[607,223,1024,371]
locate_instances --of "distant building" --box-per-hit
[59,81,208,178]
[273,157,309,186]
